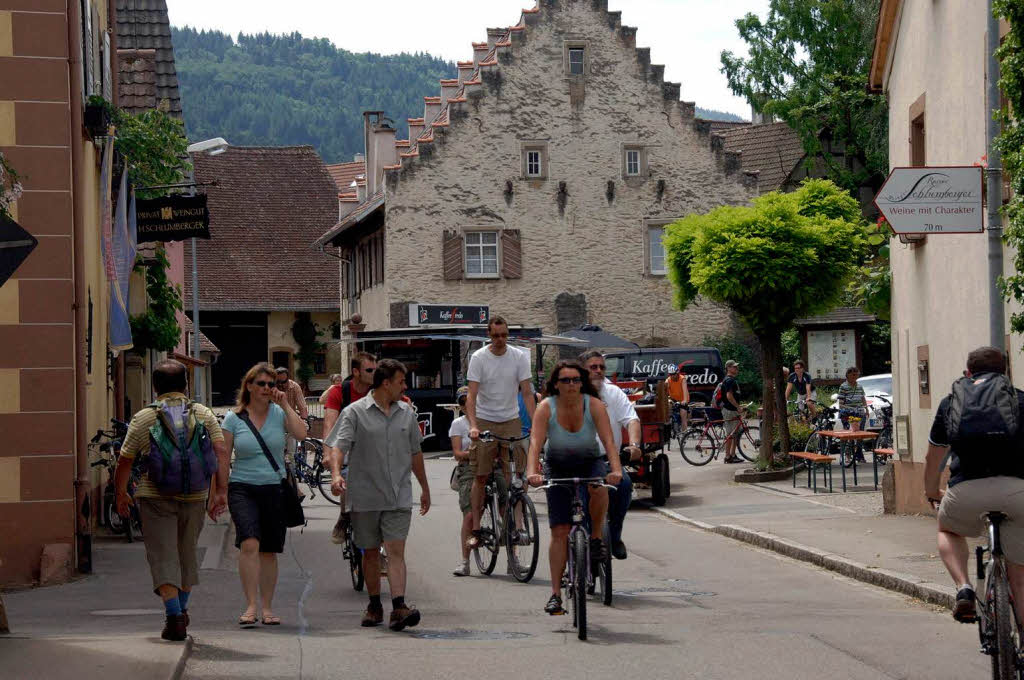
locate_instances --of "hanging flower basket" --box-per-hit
[84,102,111,139]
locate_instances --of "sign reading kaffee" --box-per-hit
[873,166,984,234]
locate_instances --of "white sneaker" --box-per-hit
[453,560,470,577]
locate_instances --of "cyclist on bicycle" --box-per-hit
[925,347,1024,625]
[837,366,867,431]
[525,361,622,615]
[785,359,817,418]
[666,363,690,433]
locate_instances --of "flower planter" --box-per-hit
[84,103,111,139]
[733,466,794,484]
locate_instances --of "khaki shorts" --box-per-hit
[137,496,207,593]
[457,462,508,514]
[351,508,412,549]
[938,476,1024,563]
[469,417,525,477]
[723,409,741,436]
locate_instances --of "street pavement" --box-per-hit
[2,453,989,680]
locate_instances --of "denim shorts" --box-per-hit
[543,459,608,528]
[228,482,287,553]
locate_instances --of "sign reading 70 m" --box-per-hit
[873,166,984,235]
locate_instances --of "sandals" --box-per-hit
[238,613,258,627]
[262,615,281,626]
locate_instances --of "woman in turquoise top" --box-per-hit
[526,360,622,615]
[223,362,307,627]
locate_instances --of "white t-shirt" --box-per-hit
[466,343,532,422]
[448,415,470,452]
[597,379,639,455]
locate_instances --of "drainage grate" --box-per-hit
[410,629,532,640]
[614,579,716,598]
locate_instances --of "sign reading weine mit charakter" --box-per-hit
[135,194,211,243]
[874,166,984,234]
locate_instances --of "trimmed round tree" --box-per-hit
[664,179,867,464]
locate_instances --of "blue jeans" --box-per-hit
[581,469,633,544]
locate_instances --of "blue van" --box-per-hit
[603,347,724,404]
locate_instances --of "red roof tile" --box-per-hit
[718,122,805,192]
[325,160,366,192]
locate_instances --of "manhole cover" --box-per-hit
[91,608,165,616]
[614,580,715,598]
[410,629,532,640]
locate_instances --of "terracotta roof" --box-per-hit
[181,316,221,354]
[117,49,158,115]
[794,307,877,327]
[325,160,366,192]
[185,146,339,311]
[718,121,805,192]
[115,0,182,118]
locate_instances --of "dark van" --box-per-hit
[603,347,724,403]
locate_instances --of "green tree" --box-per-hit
[720,0,888,195]
[129,249,184,353]
[995,1,1024,332]
[664,179,868,463]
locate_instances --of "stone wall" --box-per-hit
[377,0,756,346]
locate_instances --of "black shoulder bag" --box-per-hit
[239,410,306,528]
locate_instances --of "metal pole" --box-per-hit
[192,237,202,401]
[987,0,1005,348]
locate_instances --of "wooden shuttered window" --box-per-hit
[500,229,522,279]
[443,230,464,280]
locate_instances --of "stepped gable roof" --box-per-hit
[794,307,876,327]
[325,160,366,192]
[115,0,182,118]
[187,146,339,311]
[180,316,221,354]
[118,49,158,115]
[718,121,805,192]
[700,119,750,134]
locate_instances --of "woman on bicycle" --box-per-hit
[526,361,622,615]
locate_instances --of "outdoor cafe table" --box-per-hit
[813,430,880,491]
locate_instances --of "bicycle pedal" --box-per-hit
[549,609,567,616]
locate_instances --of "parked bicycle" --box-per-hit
[89,421,142,542]
[471,431,540,582]
[293,416,336,503]
[540,475,616,641]
[974,512,1023,679]
[678,402,761,466]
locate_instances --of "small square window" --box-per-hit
[568,47,585,76]
[527,150,542,177]
[466,231,500,278]
[649,226,666,275]
[626,149,640,176]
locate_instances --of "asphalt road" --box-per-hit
[183,458,987,680]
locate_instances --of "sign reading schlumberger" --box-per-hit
[874,166,984,234]
[135,194,211,243]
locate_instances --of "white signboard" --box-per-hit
[808,329,855,381]
[874,166,984,234]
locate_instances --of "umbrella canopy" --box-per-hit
[561,325,639,350]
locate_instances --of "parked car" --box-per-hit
[829,373,892,431]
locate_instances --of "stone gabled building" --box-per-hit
[314,0,760,348]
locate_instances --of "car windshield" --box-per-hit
[859,375,892,396]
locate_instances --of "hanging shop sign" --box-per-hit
[135,194,210,243]
[409,303,490,326]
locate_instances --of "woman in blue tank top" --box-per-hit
[526,360,622,615]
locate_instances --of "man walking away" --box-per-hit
[465,316,536,548]
[116,360,229,641]
[275,367,309,465]
[326,359,431,630]
[326,352,377,543]
[925,346,1024,626]
[719,360,744,464]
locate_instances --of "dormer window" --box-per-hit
[568,47,585,76]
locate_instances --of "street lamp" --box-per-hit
[185,137,230,402]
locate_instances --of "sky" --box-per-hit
[164,0,771,119]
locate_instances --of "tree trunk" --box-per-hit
[757,330,789,466]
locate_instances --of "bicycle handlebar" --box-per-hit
[541,476,618,492]
[478,430,530,443]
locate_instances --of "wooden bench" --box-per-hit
[870,448,896,489]
[788,451,835,493]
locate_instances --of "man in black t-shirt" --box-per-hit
[720,360,744,464]
[925,346,1024,626]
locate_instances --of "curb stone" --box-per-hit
[651,507,954,611]
[168,635,194,680]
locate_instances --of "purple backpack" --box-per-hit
[146,400,217,496]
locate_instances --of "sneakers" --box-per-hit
[611,540,628,560]
[361,603,384,627]
[161,613,187,641]
[389,605,421,631]
[514,529,531,546]
[544,593,564,615]
[953,587,978,623]
[453,560,470,577]
[331,523,345,545]
[724,456,744,464]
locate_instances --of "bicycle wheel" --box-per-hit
[804,431,824,454]
[316,465,340,505]
[651,454,669,506]
[735,424,761,463]
[124,508,135,543]
[992,562,1019,680]
[598,524,613,606]
[346,534,364,591]
[506,493,540,583]
[679,428,715,466]
[839,440,859,468]
[107,500,126,535]
[473,498,499,575]
[572,530,588,640]
[875,428,893,451]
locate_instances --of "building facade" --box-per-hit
[870,0,1017,512]
[314,0,759,349]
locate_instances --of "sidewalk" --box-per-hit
[0,516,230,680]
[657,454,980,610]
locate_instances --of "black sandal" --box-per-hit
[544,593,564,615]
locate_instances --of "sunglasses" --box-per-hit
[588,364,606,371]
[557,376,583,384]
[253,380,275,388]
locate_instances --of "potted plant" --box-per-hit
[84,95,111,139]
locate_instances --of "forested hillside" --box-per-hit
[172,28,744,164]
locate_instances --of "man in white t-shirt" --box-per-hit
[581,350,641,560]
[465,316,535,548]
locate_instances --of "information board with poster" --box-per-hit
[807,329,855,382]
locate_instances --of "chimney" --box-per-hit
[355,177,366,202]
[440,79,460,108]
[362,111,395,195]
[354,152,365,164]
[486,28,506,51]
[424,96,441,125]
[472,42,489,68]
[457,61,475,85]
[408,117,425,143]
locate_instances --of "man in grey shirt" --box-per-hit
[326,358,431,631]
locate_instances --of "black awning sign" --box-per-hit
[410,304,490,326]
[136,194,210,243]
[0,213,38,288]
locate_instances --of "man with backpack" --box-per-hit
[327,352,377,544]
[925,346,1024,625]
[716,359,745,464]
[115,360,229,641]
